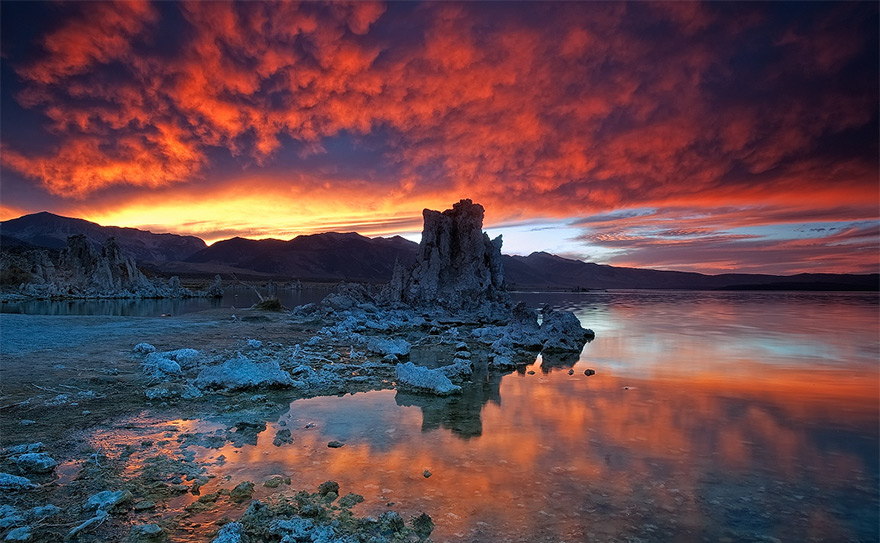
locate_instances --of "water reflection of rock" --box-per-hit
[539,351,580,374]
[395,373,503,439]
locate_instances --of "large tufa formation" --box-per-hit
[386,199,506,309]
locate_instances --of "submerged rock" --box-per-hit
[272,428,293,447]
[229,481,255,503]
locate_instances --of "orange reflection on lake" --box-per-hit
[160,352,875,542]
[86,291,879,542]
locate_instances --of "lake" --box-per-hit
[0,286,330,316]
[78,290,880,542]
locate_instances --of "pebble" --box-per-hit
[568,369,574,375]
[423,470,432,478]
[327,441,345,448]
[527,370,536,375]
[584,369,596,376]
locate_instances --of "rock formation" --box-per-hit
[4,234,203,299]
[385,199,506,310]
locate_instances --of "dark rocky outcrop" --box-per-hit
[385,199,506,310]
[3,235,202,299]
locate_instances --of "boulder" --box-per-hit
[395,362,461,395]
[540,305,595,352]
[195,356,300,390]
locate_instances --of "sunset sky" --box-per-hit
[1,1,877,275]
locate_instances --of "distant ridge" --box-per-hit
[0,212,206,262]
[2,212,876,290]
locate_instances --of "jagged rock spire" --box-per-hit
[387,199,506,309]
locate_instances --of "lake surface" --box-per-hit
[89,290,880,542]
[0,286,330,316]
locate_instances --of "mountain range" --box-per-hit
[2,212,877,291]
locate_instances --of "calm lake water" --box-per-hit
[76,290,880,542]
[0,286,330,316]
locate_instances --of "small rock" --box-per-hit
[0,505,24,529]
[379,511,405,532]
[128,524,163,541]
[229,481,254,503]
[197,493,220,504]
[327,441,344,448]
[272,428,293,447]
[26,505,60,521]
[527,370,536,375]
[14,453,56,473]
[0,473,35,490]
[212,522,244,543]
[133,343,156,354]
[4,526,31,542]
[338,493,364,508]
[133,501,156,511]
[568,369,574,375]
[86,490,133,512]
[584,369,596,376]
[423,470,432,478]
[5,443,42,455]
[317,480,340,496]
[410,512,435,537]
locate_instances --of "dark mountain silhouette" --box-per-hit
[0,212,206,262]
[2,212,876,290]
[503,252,878,291]
[185,232,419,282]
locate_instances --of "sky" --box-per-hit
[0,1,877,275]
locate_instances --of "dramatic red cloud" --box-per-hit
[1,1,877,274]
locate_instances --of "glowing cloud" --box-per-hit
[1,1,877,274]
